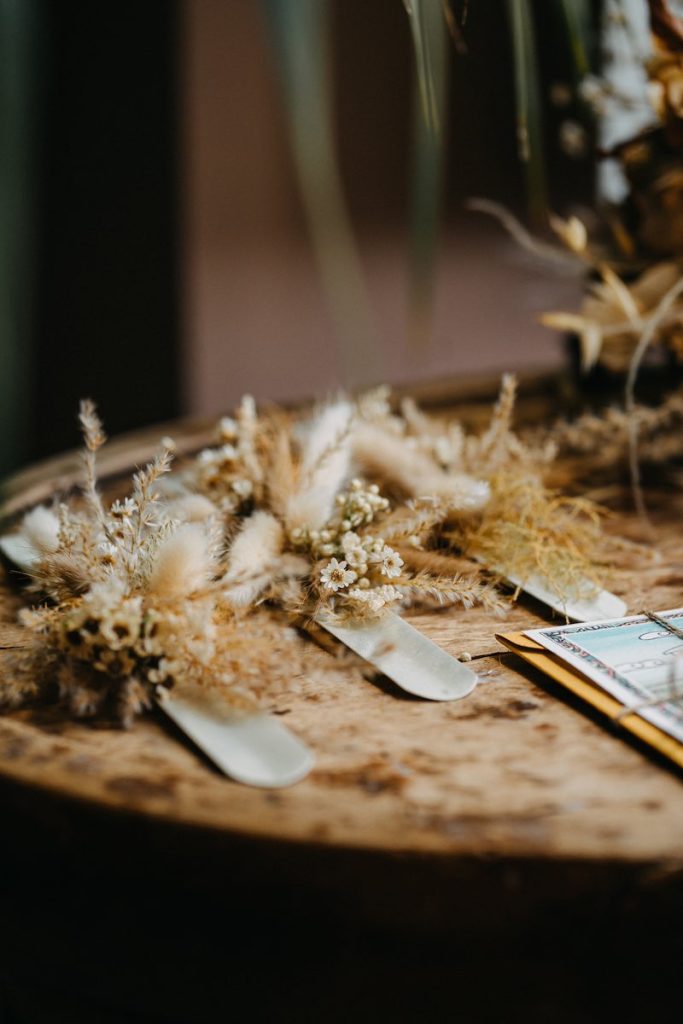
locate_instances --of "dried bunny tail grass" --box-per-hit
[164,494,218,523]
[352,421,446,496]
[300,399,353,473]
[395,572,506,613]
[286,401,353,531]
[21,506,60,554]
[146,523,217,598]
[225,511,284,582]
[222,573,273,608]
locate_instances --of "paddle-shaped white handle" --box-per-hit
[157,684,314,788]
[318,610,477,701]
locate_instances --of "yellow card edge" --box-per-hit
[497,631,683,770]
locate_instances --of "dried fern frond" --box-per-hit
[380,497,452,543]
[395,571,506,612]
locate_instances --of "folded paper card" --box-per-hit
[497,609,683,770]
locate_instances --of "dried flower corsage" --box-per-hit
[176,398,505,623]
[352,376,626,619]
[0,402,315,729]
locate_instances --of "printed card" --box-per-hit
[526,609,683,745]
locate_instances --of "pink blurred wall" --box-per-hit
[181,0,580,417]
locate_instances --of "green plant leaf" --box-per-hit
[404,0,450,348]
[507,0,547,226]
[262,0,382,389]
[555,0,592,81]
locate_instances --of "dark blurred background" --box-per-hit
[1,0,594,474]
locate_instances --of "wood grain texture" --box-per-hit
[0,378,682,880]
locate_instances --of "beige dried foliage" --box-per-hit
[540,387,683,486]
[0,380,628,727]
[353,378,613,605]
[451,470,610,601]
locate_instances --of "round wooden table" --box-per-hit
[0,376,681,1022]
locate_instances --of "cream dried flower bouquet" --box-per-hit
[0,382,621,728]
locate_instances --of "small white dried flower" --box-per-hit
[96,541,118,565]
[320,558,357,592]
[110,497,136,519]
[380,549,404,579]
[346,584,401,613]
[232,479,253,498]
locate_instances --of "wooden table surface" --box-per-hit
[1,377,682,1021]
